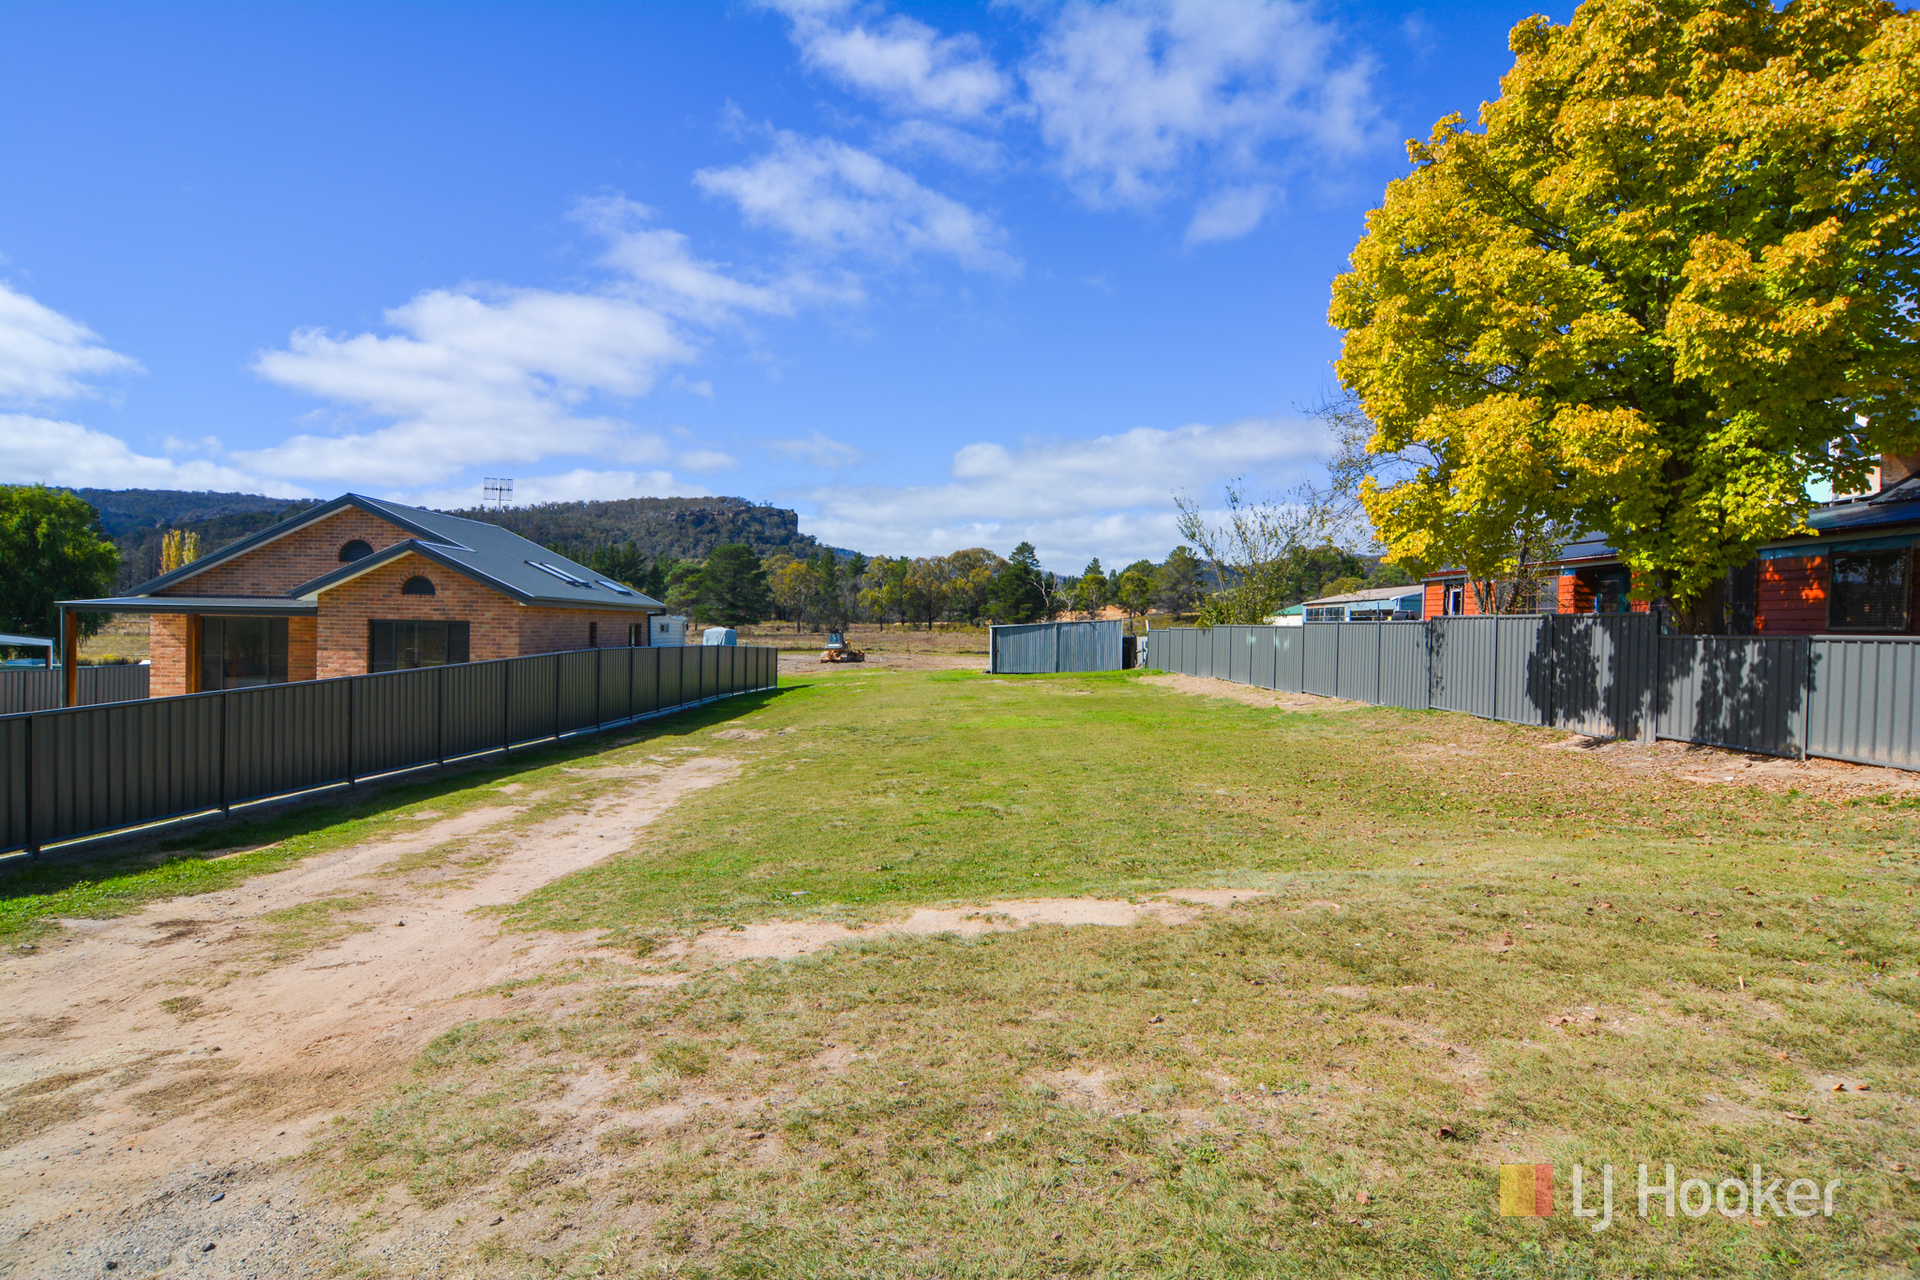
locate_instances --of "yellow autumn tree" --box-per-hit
[160,529,202,574]
[1330,0,1920,626]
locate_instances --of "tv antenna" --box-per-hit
[482,477,514,511]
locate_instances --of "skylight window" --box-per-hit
[597,580,635,596]
[526,561,591,588]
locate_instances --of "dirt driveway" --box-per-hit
[0,755,738,1278]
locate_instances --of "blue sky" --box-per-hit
[0,0,1547,569]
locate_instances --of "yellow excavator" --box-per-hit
[820,630,866,663]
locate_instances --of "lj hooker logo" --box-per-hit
[1499,1163,1843,1232]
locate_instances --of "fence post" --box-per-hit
[23,713,36,858]
[503,659,512,758]
[346,678,357,788]
[1800,638,1813,761]
[437,664,446,768]
[219,690,231,816]
[1375,619,1383,705]
[628,646,636,722]
[595,646,604,727]
[553,653,563,743]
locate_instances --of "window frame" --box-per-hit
[368,619,472,671]
[1827,548,1912,633]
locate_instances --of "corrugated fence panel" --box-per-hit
[991,624,1056,674]
[226,678,351,801]
[509,654,560,745]
[1494,617,1553,727]
[557,651,599,733]
[1303,625,1340,697]
[1430,620,1495,718]
[0,644,778,855]
[632,647,661,716]
[1253,629,1278,689]
[0,666,153,715]
[30,694,224,846]
[1552,615,1656,741]
[0,716,25,851]
[991,621,1123,674]
[443,659,508,759]
[1276,629,1304,691]
[1226,627,1251,685]
[659,646,686,709]
[600,649,633,723]
[353,668,441,777]
[1378,623,1430,709]
[84,666,150,706]
[1334,624,1381,703]
[1806,637,1920,769]
[1655,636,1808,757]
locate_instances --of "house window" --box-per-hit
[588,621,598,647]
[1583,568,1631,613]
[369,620,471,671]
[1445,584,1465,615]
[1829,550,1910,631]
[200,617,289,691]
[400,575,435,596]
[339,539,373,562]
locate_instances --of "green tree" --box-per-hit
[1330,0,1920,626]
[696,544,774,626]
[1113,561,1155,626]
[0,485,119,641]
[1152,547,1204,615]
[988,542,1047,622]
[1071,558,1108,618]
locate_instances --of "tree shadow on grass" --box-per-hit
[0,688,788,930]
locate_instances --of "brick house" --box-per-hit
[1414,450,1920,634]
[60,494,665,699]
[1421,533,1650,619]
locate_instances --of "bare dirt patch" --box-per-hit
[777,650,983,675]
[0,757,738,1279]
[1540,732,1920,800]
[664,892,1259,963]
[1140,673,1362,712]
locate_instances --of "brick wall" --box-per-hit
[159,508,416,597]
[310,553,652,678]
[150,615,192,697]
[1757,555,1826,633]
[313,553,525,679]
[288,617,317,682]
[1558,573,1585,613]
[516,605,656,656]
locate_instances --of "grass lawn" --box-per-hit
[28,664,1919,1276]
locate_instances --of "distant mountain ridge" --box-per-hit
[60,487,844,594]
[447,496,845,565]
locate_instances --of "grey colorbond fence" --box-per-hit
[991,620,1124,674]
[1148,617,1920,774]
[0,665,150,715]
[0,643,777,856]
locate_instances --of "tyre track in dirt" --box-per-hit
[0,755,738,1279]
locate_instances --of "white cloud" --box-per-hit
[0,281,142,404]
[798,416,1324,565]
[696,131,1019,275]
[247,287,694,485]
[769,0,1009,119]
[576,196,796,322]
[1025,0,1377,208]
[766,429,866,469]
[677,448,738,473]
[0,413,302,495]
[1185,184,1278,243]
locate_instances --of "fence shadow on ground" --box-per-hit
[1151,617,1919,770]
[0,686,786,902]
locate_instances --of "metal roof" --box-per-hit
[1304,584,1424,606]
[1805,481,1920,536]
[0,633,53,648]
[58,596,319,615]
[118,493,665,613]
